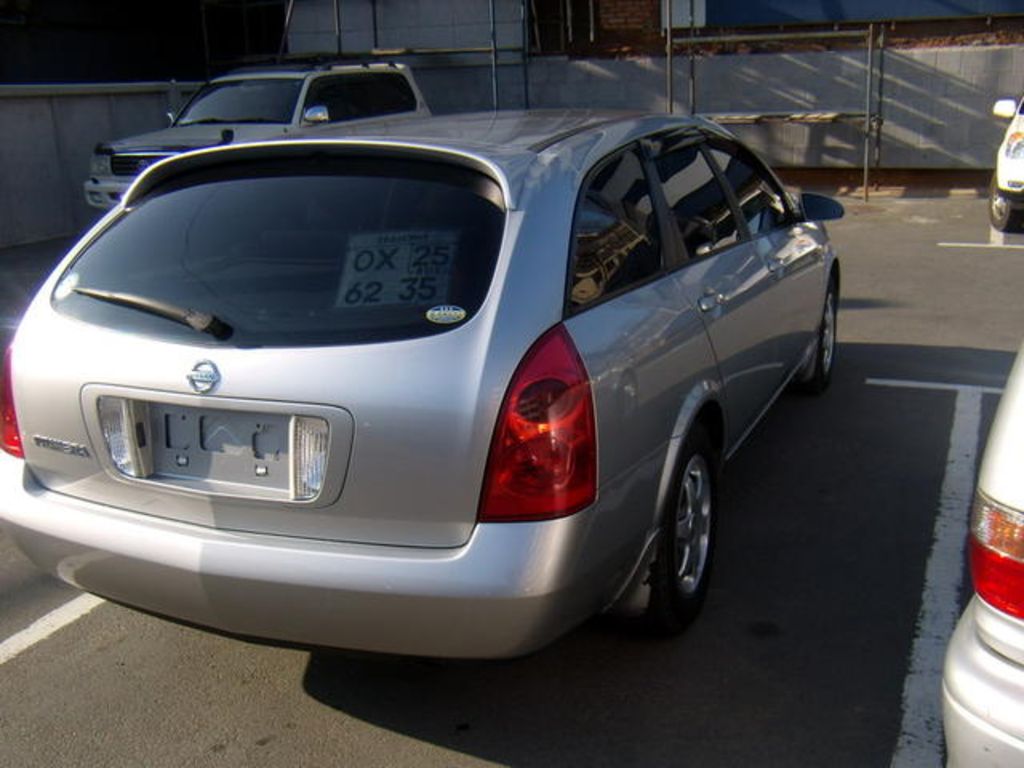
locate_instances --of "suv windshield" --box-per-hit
[54,155,506,347]
[176,79,303,125]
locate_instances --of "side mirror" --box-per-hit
[166,111,175,126]
[302,105,330,125]
[801,192,844,222]
[993,99,1018,119]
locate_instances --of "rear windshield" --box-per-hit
[176,79,303,125]
[53,156,505,347]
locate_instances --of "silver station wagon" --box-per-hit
[0,112,841,658]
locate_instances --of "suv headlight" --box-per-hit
[90,153,111,176]
[1005,132,1024,159]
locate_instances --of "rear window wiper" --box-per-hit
[72,287,233,340]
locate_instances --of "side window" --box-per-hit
[304,73,417,123]
[570,147,661,310]
[653,140,739,260]
[706,144,791,237]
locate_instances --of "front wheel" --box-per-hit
[990,174,1024,232]
[646,424,718,635]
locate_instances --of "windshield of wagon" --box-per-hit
[52,155,506,347]
[176,79,303,125]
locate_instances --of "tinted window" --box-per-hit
[570,148,661,310]
[653,141,739,259]
[54,157,505,347]
[304,73,417,121]
[176,79,302,125]
[707,146,791,237]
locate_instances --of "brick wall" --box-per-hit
[599,0,658,31]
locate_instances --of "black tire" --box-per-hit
[989,174,1024,232]
[646,424,718,635]
[795,279,838,395]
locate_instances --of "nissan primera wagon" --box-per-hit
[0,112,841,658]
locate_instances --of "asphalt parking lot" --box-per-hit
[1,192,1022,767]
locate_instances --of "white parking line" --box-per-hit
[937,242,1024,250]
[868,378,1000,768]
[865,378,1003,396]
[0,594,104,666]
[939,226,1024,251]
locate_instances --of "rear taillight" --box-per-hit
[479,325,596,522]
[970,492,1024,620]
[1,346,24,458]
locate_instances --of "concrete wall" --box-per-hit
[287,1,1021,170]
[2,43,1021,248]
[0,83,193,249]
[518,45,1024,170]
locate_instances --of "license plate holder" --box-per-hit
[150,404,291,492]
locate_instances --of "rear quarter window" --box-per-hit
[568,146,662,311]
[54,156,505,347]
[304,73,418,121]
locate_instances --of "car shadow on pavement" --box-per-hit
[300,341,1017,768]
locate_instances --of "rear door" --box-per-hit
[647,131,784,448]
[704,138,824,374]
[562,143,718,544]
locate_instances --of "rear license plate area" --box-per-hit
[151,404,290,492]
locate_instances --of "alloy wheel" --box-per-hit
[675,453,712,595]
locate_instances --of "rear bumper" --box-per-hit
[942,597,1024,767]
[0,456,613,658]
[83,177,130,210]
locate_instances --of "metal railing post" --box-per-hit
[278,0,296,62]
[863,23,874,202]
[333,0,342,55]
[489,0,499,110]
[665,0,673,113]
[522,0,530,108]
[688,0,696,114]
[875,25,886,174]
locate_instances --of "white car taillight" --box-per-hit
[291,416,329,501]
[970,492,1024,620]
[1,346,23,458]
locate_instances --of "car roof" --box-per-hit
[298,109,644,150]
[294,108,725,178]
[126,110,729,210]
[212,61,410,82]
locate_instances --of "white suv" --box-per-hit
[990,97,1024,232]
[83,62,429,210]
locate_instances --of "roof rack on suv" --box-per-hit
[221,59,401,76]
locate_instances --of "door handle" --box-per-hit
[698,288,724,312]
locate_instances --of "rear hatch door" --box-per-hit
[14,148,508,548]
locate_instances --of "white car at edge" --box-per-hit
[943,340,1024,765]
[990,96,1024,232]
